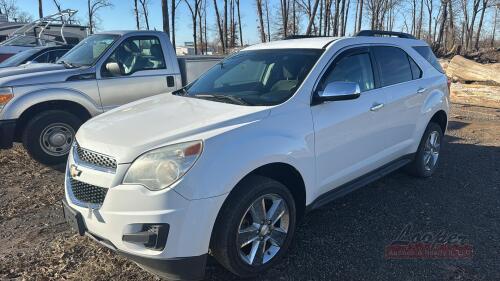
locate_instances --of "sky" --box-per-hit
[15,0,499,46]
[17,0,263,45]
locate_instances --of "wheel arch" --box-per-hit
[14,100,92,141]
[429,110,447,133]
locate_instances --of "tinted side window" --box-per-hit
[413,46,444,73]
[321,52,375,92]
[408,56,422,79]
[373,46,413,87]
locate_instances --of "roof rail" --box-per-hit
[356,30,416,39]
[284,35,331,40]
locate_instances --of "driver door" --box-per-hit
[97,35,175,110]
[311,47,391,196]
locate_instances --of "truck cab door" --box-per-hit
[96,35,177,111]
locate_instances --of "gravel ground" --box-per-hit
[0,101,499,281]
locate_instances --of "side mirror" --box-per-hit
[105,62,122,77]
[316,81,361,103]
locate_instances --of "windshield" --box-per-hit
[58,34,118,67]
[0,49,39,68]
[183,49,323,106]
[1,35,63,47]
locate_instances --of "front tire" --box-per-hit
[22,110,82,165]
[407,122,443,177]
[211,175,297,278]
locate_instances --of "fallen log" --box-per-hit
[446,55,500,85]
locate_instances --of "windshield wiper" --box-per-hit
[194,94,251,106]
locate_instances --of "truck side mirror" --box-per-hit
[316,81,361,102]
[105,62,122,77]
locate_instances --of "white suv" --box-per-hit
[63,31,449,280]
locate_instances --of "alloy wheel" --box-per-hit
[237,193,290,266]
[423,130,440,171]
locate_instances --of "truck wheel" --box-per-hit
[406,122,443,178]
[22,110,82,165]
[211,175,296,278]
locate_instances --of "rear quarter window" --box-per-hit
[373,46,413,87]
[413,46,444,73]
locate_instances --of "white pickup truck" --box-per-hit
[0,30,222,164]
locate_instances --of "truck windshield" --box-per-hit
[184,49,323,106]
[57,34,118,67]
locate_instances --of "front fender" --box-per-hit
[175,124,315,203]
[1,87,102,119]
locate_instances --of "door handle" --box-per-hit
[166,75,175,87]
[417,87,426,94]
[370,103,384,111]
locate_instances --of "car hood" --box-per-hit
[0,63,85,87]
[76,94,271,163]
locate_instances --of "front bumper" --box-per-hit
[0,119,16,149]
[63,198,207,281]
[64,147,227,280]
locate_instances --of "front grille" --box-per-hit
[75,143,117,171]
[70,178,108,205]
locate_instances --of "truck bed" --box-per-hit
[177,55,225,86]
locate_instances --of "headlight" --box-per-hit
[123,140,203,191]
[0,87,13,109]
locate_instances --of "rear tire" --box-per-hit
[406,122,443,178]
[22,110,82,165]
[211,175,297,278]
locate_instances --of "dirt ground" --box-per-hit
[0,85,499,280]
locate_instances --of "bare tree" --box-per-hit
[53,0,62,12]
[306,0,320,35]
[236,0,243,46]
[492,3,498,47]
[224,0,228,49]
[0,0,18,21]
[265,0,271,41]
[87,0,113,34]
[162,0,170,34]
[280,0,291,37]
[256,0,267,42]
[138,0,151,30]
[184,0,201,54]
[474,0,490,50]
[134,0,140,30]
[424,0,433,41]
[214,0,226,52]
[171,0,181,49]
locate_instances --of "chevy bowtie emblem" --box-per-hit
[70,164,82,178]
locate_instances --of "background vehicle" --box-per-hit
[0,45,73,68]
[63,31,449,280]
[0,30,223,165]
[0,9,86,62]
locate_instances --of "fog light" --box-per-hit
[122,223,169,251]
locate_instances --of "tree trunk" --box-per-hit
[134,0,140,30]
[162,0,170,34]
[38,0,43,18]
[236,0,243,46]
[172,0,177,49]
[88,0,93,34]
[224,0,228,50]
[492,5,498,47]
[333,0,340,35]
[357,0,363,32]
[198,1,203,54]
[214,0,226,52]
[339,0,345,36]
[417,0,423,38]
[306,0,320,35]
[474,0,488,50]
[265,0,271,41]
[256,0,266,42]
